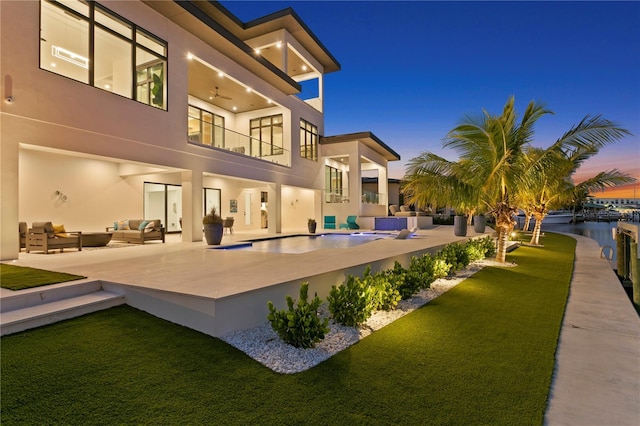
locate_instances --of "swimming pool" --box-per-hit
[221,233,393,254]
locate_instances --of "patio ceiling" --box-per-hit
[188,58,273,113]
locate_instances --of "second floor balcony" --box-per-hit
[188,122,290,167]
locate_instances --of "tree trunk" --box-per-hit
[495,226,510,263]
[529,213,544,245]
[524,214,532,232]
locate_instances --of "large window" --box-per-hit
[40,0,167,110]
[300,119,318,161]
[188,105,224,147]
[250,114,283,157]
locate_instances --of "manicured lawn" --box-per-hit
[0,264,86,291]
[1,233,575,425]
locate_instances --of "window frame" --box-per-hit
[39,0,168,110]
[299,119,318,161]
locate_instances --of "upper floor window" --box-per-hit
[40,0,167,110]
[188,105,224,147]
[250,114,283,156]
[300,119,318,161]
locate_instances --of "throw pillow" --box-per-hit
[53,224,69,238]
[138,220,149,231]
[144,221,156,232]
[117,219,130,230]
[113,221,119,231]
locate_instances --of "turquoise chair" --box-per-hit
[324,215,336,229]
[339,215,360,230]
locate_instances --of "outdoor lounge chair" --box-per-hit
[324,216,336,229]
[339,215,360,230]
[26,222,82,254]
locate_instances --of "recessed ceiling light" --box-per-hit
[209,96,213,100]
[51,63,56,67]
[255,48,261,55]
[276,42,282,49]
[104,84,111,89]
[246,88,252,93]
[232,106,237,111]
[302,65,308,71]
[187,53,193,60]
[218,71,224,77]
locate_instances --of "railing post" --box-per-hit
[631,241,639,310]
[616,232,626,279]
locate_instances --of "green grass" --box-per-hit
[1,233,575,425]
[0,264,86,291]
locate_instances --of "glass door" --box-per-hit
[144,183,182,233]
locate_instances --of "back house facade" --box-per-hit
[0,0,400,260]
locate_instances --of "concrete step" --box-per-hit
[1,284,125,336]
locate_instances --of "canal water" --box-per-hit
[541,221,620,260]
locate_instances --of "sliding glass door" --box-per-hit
[144,183,182,233]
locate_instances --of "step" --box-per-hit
[1,280,104,313]
[0,289,125,336]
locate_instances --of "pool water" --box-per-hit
[229,233,392,254]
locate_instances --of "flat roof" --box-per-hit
[321,132,401,162]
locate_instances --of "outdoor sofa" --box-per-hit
[107,219,165,244]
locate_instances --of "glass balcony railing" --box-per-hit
[324,189,349,204]
[323,190,388,205]
[362,191,386,205]
[188,123,290,167]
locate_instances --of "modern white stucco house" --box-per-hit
[0,0,400,260]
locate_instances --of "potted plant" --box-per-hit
[308,218,317,234]
[203,207,223,245]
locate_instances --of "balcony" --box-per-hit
[189,124,290,167]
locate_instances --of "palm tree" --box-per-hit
[404,96,552,262]
[520,116,633,245]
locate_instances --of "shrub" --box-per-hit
[328,273,375,326]
[364,267,401,311]
[438,242,470,273]
[480,236,497,258]
[267,282,329,349]
[465,239,487,262]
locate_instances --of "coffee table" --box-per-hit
[82,232,113,247]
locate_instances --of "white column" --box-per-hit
[0,124,20,260]
[181,169,203,242]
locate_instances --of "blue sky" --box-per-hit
[222,1,640,196]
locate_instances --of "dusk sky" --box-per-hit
[223,1,640,198]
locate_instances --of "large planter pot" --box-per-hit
[453,215,468,236]
[473,215,487,233]
[203,223,223,245]
[308,222,317,233]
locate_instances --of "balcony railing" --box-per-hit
[324,189,349,204]
[188,124,290,167]
[323,189,387,205]
[362,191,386,205]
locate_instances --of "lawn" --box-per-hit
[0,233,575,425]
[0,264,86,291]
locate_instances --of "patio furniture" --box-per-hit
[26,222,82,254]
[223,217,234,234]
[82,232,113,247]
[106,219,165,244]
[339,215,360,230]
[324,216,336,229]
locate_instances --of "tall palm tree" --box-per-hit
[404,96,551,262]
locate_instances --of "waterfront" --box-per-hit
[542,221,620,260]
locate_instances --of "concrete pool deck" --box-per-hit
[2,227,638,424]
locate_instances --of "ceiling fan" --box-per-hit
[209,86,232,100]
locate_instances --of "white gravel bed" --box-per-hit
[221,259,514,374]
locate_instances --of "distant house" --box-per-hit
[0,0,400,260]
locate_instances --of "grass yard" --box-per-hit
[0,264,86,291]
[1,233,575,425]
